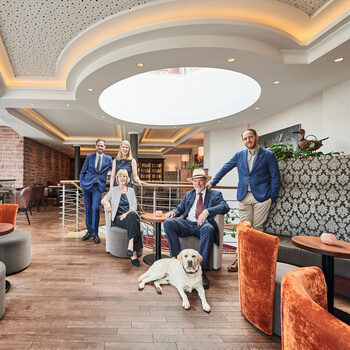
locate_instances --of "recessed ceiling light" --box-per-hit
[66,104,70,107]
[227,58,235,63]
[101,115,106,119]
[334,57,343,63]
[137,63,144,67]
[30,103,34,106]
[217,120,221,123]
[88,88,93,91]
[273,81,280,85]
[254,107,260,110]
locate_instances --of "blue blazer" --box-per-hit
[210,147,280,202]
[173,189,229,245]
[79,153,113,193]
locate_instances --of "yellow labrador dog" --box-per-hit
[138,249,211,313]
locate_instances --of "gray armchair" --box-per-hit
[178,214,225,270]
[104,209,143,258]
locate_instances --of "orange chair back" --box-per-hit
[281,266,350,350]
[237,221,279,335]
[0,204,18,225]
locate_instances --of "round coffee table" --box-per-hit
[0,223,14,293]
[292,235,350,324]
[141,213,170,265]
[0,223,14,236]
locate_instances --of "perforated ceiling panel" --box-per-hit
[278,0,330,16]
[0,0,157,77]
[0,0,333,78]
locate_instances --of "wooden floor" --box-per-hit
[1,207,349,349]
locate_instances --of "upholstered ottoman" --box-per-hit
[0,230,31,275]
[108,226,143,258]
[0,261,5,319]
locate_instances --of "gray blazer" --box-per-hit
[102,186,137,221]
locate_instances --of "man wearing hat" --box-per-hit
[163,168,230,289]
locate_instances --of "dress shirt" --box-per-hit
[187,189,207,222]
[247,146,260,191]
[95,152,104,170]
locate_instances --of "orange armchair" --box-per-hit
[237,221,296,335]
[0,204,18,225]
[281,266,350,350]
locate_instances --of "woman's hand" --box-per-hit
[119,211,129,220]
[138,180,148,186]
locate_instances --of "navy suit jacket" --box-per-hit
[79,153,113,193]
[210,147,280,202]
[172,189,229,245]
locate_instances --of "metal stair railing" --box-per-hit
[60,180,85,232]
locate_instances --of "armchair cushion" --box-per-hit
[281,266,350,350]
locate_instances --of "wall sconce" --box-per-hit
[182,154,189,169]
[197,146,204,162]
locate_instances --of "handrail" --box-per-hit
[59,180,237,190]
[59,179,239,235]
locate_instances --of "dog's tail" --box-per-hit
[137,271,149,283]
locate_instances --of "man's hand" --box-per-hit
[206,183,213,189]
[197,209,209,226]
[165,211,175,220]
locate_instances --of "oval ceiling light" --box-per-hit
[334,57,343,62]
[99,67,261,126]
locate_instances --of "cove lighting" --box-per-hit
[99,68,261,126]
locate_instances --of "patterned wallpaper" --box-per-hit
[264,155,350,241]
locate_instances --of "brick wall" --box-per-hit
[0,126,71,188]
[23,138,70,187]
[0,126,24,188]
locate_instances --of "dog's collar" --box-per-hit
[183,265,199,275]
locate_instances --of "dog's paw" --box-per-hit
[138,283,144,291]
[155,286,162,294]
[182,300,190,310]
[202,303,211,313]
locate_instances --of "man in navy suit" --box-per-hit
[79,139,113,243]
[163,168,229,289]
[208,129,280,270]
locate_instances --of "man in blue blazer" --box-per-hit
[208,129,280,270]
[79,139,113,243]
[163,168,229,289]
[209,129,280,230]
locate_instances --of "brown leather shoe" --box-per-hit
[227,258,238,272]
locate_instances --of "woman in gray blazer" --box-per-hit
[101,169,142,267]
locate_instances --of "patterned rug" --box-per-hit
[143,236,236,254]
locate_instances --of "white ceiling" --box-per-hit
[0,0,349,156]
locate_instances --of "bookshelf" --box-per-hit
[138,158,164,182]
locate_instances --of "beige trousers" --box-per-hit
[238,192,272,232]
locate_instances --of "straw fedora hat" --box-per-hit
[187,168,212,182]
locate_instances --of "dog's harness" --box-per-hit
[183,265,199,275]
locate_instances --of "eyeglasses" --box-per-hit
[118,175,127,178]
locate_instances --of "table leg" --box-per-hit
[322,255,350,325]
[143,222,170,266]
[155,222,161,260]
[322,255,334,313]
[5,280,10,293]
